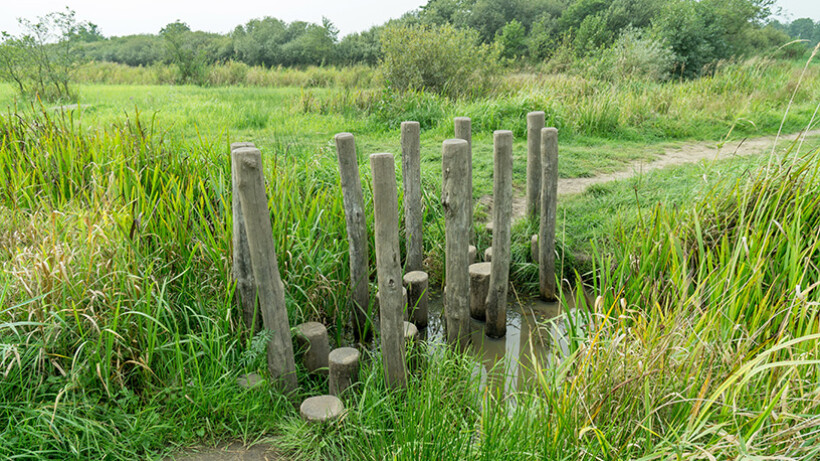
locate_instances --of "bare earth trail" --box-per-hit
[168,442,283,461]
[484,129,820,221]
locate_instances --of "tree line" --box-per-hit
[2,1,818,100]
[58,0,820,74]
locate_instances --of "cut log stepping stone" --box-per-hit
[295,322,330,375]
[468,245,477,265]
[469,262,491,321]
[236,372,263,389]
[485,222,493,233]
[329,347,360,396]
[403,321,419,343]
[300,395,345,423]
[484,247,493,262]
[403,271,429,329]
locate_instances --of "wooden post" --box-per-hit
[454,117,473,243]
[231,142,261,333]
[335,133,371,341]
[403,271,429,328]
[442,139,471,347]
[370,153,407,388]
[234,147,298,392]
[486,131,513,338]
[526,111,545,220]
[539,128,559,301]
[401,121,423,273]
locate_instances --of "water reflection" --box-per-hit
[423,292,574,397]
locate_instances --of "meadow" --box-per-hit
[1,54,820,459]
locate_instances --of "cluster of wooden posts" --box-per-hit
[229,111,558,416]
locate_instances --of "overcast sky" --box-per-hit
[0,0,817,38]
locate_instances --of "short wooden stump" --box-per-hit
[295,322,329,375]
[329,347,360,396]
[469,262,492,321]
[300,395,345,423]
[403,271,429,328]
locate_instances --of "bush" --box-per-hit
[496,19,528,60]
[0,9,87,102]
[379,23,501,98]
[584,28,675,82]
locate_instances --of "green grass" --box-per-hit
[2,54,820,459]
[2,56,818,195]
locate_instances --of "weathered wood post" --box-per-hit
[335,133,371,341]
[234,147,298,392]
[526,111,545,220]
[231,142,261,333]
[370,153,407,388]
[486,131,514,338]
[403,271,429,328]
[539,128,559,301]
[454,117,475,253]
[442,139,471,347]
[401,121,424,273]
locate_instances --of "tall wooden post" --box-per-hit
[539,128,559,301]
[401,121,423,273]
[335,133,371,341]
[233,147,298,392]
[442,139,471,347]
[486,131,513,338]
[454,117,473,243]
[526,111,545,220]
[370,153,407,388]
[231,142,261,333]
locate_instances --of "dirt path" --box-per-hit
[481,129,820,222]
[168,442,284,461]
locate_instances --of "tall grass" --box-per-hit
[0,106,367,458]
[283,141,820,460]
[2,57,820,459]
[72,61,379,89]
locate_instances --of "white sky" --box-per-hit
[0,0,817,38]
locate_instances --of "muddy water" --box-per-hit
[421,292,575,396]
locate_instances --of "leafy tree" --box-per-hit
[528,13,560,60]
[789,18,816,43]
[160,21,208,84]
[337,27,382,65]
[0,8,88,101]
[496,20,528,59]
[232,17,288,67]
[70,23,104,42]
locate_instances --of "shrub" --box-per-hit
[0,8,87,102]
[379,23,501,98]
[207,60,250,86]
[496,19,528,60]
[583,28,675,82]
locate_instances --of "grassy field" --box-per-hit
[1,55,820,459]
